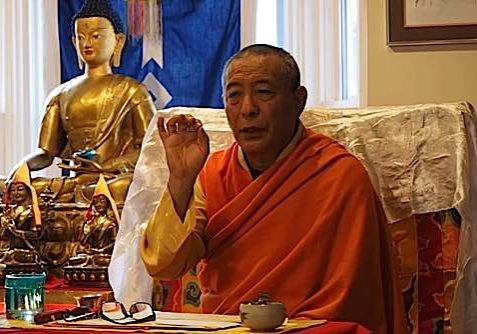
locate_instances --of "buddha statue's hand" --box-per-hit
[72,156,104,173]
[157,115,210,183]
[73,149,97,161]
[83,223,91,236]
[0,216,9,233]
[1,212,16,229]
[57,155,105,174]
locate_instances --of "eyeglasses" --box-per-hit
[99,302,155,324]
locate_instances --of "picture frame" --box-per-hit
[387,0,477,46]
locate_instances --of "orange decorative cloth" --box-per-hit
[198,131,407,334]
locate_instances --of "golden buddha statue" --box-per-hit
[0,0,155,283]
[0,163,44,272]
[8,0,154,204]
[64,174,120,286]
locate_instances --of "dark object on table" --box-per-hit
[33,306,90,325]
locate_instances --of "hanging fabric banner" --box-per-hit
[58,0,240,109]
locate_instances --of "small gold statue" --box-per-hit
[8,0,154,204]
[0,163,44,272]
[78,194,118,262]
[64,174,120,285]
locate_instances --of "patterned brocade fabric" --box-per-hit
[391,210,460,334]
[157,271,201,313]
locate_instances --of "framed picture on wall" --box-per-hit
[387,0,477,46]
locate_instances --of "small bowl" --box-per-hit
[239,302,287,331]
[74,294,103,311]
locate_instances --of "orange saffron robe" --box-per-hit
[197,131,407,333]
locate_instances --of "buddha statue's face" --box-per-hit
[10,182,30,205]
[74,17,118,67]
[93,194,111,215]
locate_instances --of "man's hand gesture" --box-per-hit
[157,115,209,219]
[158,115,210,183]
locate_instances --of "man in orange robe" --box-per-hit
[141,44,407,333]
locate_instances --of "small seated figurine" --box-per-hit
[5,0,154,205]
[0,163,44,271]
[64,175,119,285]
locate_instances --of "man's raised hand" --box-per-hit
[157,115,210,183]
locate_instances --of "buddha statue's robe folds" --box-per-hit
[33,73,155,203]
